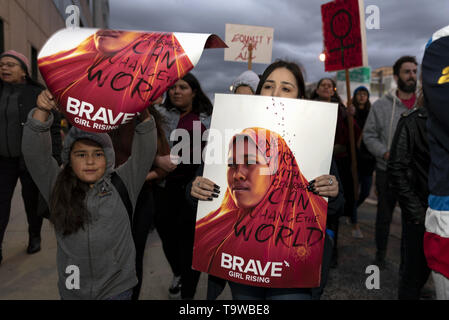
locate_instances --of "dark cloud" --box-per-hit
[109,0,448,99]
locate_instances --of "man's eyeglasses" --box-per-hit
[0,62,20,68]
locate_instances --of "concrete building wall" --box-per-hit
[0,0,109,81]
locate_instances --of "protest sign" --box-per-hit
[321,0,368,72]
[224,24,274,66]
[321,0,368,200]
[38,28,226,132]
[192,94,337,288]
[337,66,371,83]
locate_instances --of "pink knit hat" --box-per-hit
[0,50,30,74]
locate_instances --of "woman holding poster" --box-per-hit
[192,60,343,300]
[154,73,212,300]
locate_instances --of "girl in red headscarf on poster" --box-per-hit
[193,127,328,288]
[38,30,194,132]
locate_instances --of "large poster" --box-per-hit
[192,94,338,288]
[38,28,226,132]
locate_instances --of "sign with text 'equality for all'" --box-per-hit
[321,0,368,72]
[224,24,274,64]
[192,94,338,288]
[38,28,226,133]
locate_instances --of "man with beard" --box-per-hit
[363,56,418,269]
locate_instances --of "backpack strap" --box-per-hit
[110,171,133,224]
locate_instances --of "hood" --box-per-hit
[383,89,397,102]
[61,127,115,174]
[232,70,260,94]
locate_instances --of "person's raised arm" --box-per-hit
[115,109,157,208]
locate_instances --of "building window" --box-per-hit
[31,46,38,81]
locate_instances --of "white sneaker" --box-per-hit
[168,275,182,299]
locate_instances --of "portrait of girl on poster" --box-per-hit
[193,127,328,288]
[38,29,194,132]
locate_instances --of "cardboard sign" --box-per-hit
[192,94,338,288]
[321,0,368,72]
[38,28,226,132]
[224,24,274,64]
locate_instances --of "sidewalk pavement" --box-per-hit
[0,182,435,300]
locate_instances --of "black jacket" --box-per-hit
[387,107,430,224]
[0,80,62,164]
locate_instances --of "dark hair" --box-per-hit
[49,139,102,236]
[163,73,213,116]
[255,60,306,99]
[310,77,344,104]
[393,56,418,77]
[352,87,371,107]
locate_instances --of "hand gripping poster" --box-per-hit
[192,94,338,288]
[38,28,226,132]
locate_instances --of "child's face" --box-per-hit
[70,140,107,185]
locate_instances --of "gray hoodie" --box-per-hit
[363,90,414,171]
[22,109,157,300]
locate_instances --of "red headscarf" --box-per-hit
[38,31,193,132]
[193,128,328,288]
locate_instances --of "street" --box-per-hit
[0,181,435,300]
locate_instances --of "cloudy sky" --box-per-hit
[108,0,448,98]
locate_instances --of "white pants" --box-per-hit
[432,271,449,300]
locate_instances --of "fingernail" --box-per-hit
[208,197,213,201]
[309,180,315,185]
[214,188,220,194]
[214,184,220,189]
[212,193,219,198]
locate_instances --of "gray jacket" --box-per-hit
[363,91,413,171]
[22,109,157,300]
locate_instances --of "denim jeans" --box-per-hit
[351,174,373,224]
[374,169,397,255]
[131,184,155,300]
[207,275,227,300]
[229,282,312,300]
[398,222,431,299]
[356,175,373,207]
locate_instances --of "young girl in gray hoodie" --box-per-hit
[22,90,157,300]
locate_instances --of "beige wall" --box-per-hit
[0,0,98,82]
[0,0,65,59]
